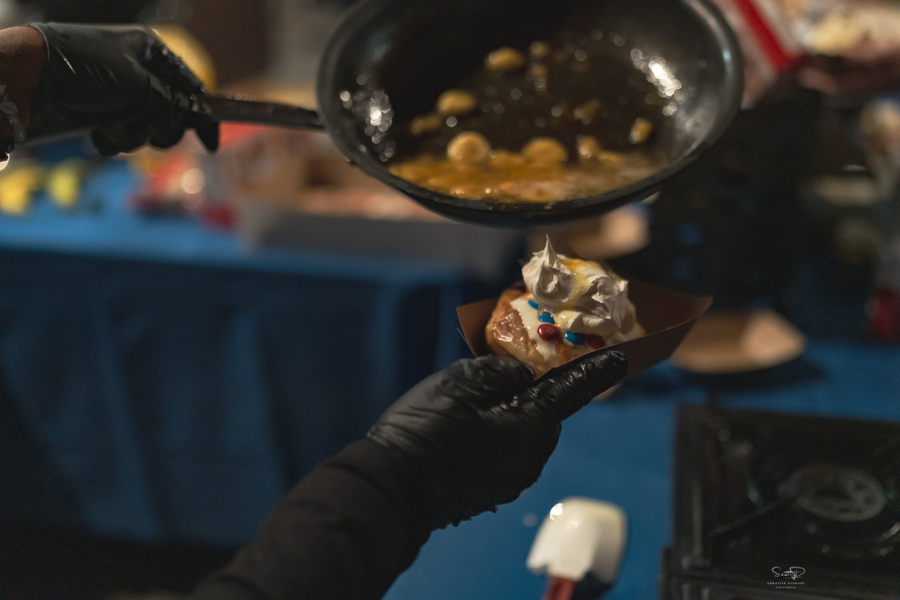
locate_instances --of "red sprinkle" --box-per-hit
[538,324,560,341]
[586,335,606,350]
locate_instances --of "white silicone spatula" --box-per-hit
[526,498,627,600]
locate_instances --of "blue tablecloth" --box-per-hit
[2,158,899,599]
[384,344,900,600]
[0,160,521,547]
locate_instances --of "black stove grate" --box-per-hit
[662,405,900,600]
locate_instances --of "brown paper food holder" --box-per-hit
[457,280,712,379]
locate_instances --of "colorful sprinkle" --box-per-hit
[528,300,539,309]
[586,335,606,350]
[564,332,586,345]
[539,313,555,324]
[538,324,560,341]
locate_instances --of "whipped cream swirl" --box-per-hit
[521,238,630,337]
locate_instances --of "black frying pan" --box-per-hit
[213,0,744,227]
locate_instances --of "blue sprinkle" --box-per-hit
[565,332,585,345]
[528,300,539,309]
[539,313,555,324]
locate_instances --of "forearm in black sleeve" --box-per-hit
[190,439,436,600]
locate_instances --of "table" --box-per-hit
[2,155,898,599]
[0,159,523,547]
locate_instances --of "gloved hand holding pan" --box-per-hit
[30,0,745,227]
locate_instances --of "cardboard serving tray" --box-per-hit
[457,280,712,379]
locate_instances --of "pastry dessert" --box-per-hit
[486,239,643,377]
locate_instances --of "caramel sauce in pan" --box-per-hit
[390,145,660,202]
[389,31,668,203]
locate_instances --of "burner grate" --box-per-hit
[665,405,900,600]
[780,463,887,523]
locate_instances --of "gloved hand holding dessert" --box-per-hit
[486,239,644,378]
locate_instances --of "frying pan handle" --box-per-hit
[199,95,325,130]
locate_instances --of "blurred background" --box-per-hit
[0,1,898,599]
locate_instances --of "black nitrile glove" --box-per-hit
[367,351,628,530]
[28,23,218,155]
